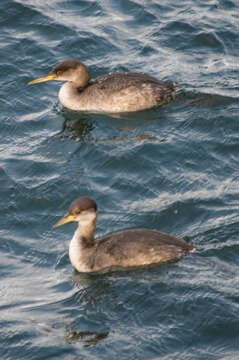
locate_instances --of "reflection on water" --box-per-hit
[64,327,109,347]
[59,110,94,141]
[70,272,117,308]
[56,109,168,144]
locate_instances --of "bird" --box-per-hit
[28,59,178,113]
[53,197,195,273]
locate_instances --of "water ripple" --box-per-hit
[1,0,239,359]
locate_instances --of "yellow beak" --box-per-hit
[28,73,57,85]
[53,214,76,228]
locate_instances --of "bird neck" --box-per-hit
[72,65,90,88]
[72,217,97,248]
[58,82,88,110]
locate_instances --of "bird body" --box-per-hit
[53,197,195,273]
[69,227,194,272]
[29,59,177,113]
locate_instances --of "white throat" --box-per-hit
[58,82,81,110]
[68,211,97,272]
[69,227,86,272]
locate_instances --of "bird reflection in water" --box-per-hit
[63,274,112,348]
[70,272,116,306]
[64,326,109,347]
[56,109,166,144]
[57,109,94,141]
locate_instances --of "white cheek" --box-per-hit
[76,212,97,224]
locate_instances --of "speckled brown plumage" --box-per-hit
[87,228,194,272]
[29,59,178,113]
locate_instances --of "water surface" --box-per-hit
[1,0,239,359]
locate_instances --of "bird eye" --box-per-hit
[56,70,62,76]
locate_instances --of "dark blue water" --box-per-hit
[1,0,239,358]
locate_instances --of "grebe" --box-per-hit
[53,197,195,273]
[29,59,177,113]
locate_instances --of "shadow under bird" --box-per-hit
[53,197,196,273]
[28,59,178,113]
